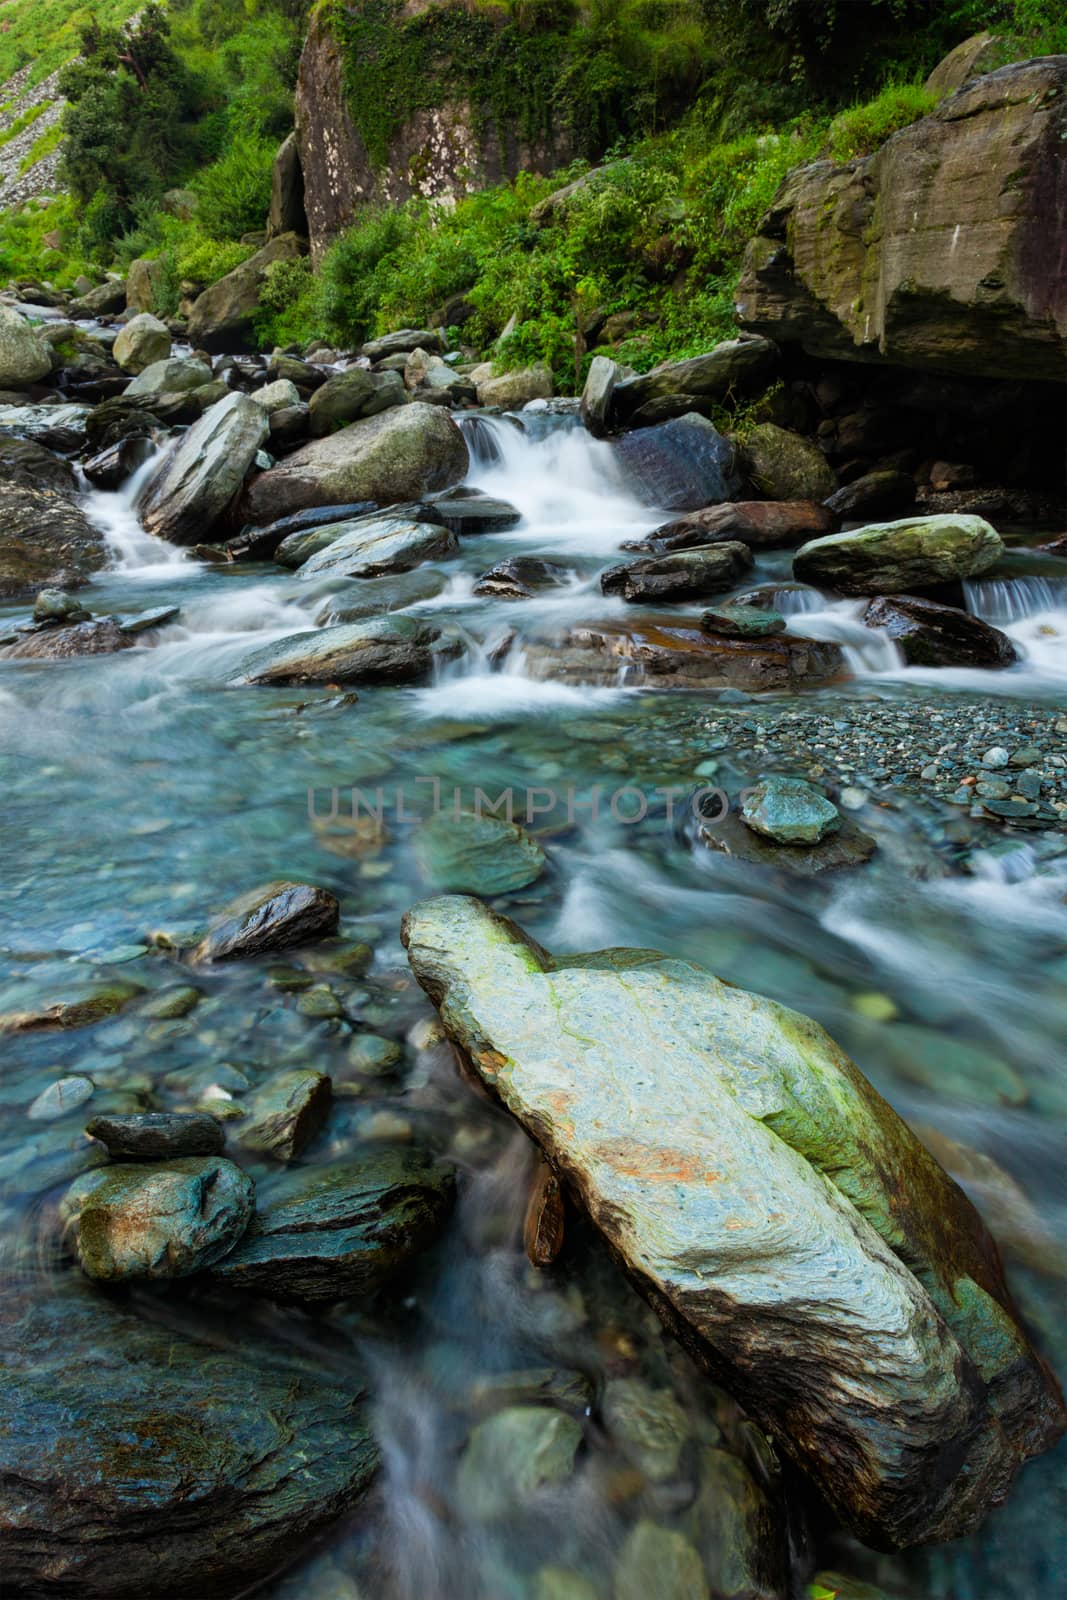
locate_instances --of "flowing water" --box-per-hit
[1,403,1065,1598]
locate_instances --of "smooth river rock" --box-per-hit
[238,1069,332,1162]
[61,1155,254,1280]
[401,895,1066,1549]
[793,513,1004,595]
[244,402,469,522]
[139,392,269,544]
[601,543,752,603]
[864,592,1018,668]
[210,1147,455,1303]
[0,1280,378,1596]
[238,615,459,686]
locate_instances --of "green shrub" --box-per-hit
[192,132,277,240]
[827,82,938,162]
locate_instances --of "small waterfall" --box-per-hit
[81,446,191,575]
[964,575,1067,623]
[785,598,905,674]
[459,412,522,470]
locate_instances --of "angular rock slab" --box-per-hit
[401,896,1065,1549]
[210,1148,455,1303]
[296,514,457,580]
[193,880,339,963]
[0,1281,378,1597]
[139,392,269,545]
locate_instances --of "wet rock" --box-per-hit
[86,1110,225,1160]
[238,615,459,686]
[699,808,876,876]
[244,402,469,522]
[602,1378,690,1483]
[458,1405,582,1520]
[580,353,620,436]
[0,304,52,387]
[361,327,447,362]
[32,587,90,624]
[114,313,171,375]
[650,499,832,551]
[193,881,340,963]
[0,402,90,450]
[601,543,752,603]
[613,414,740,511]
[793,514,1003,595]
[309,366,408,435]
[743,423,837,501]
[0,1280,378,1597]
[0,435,77,497]
[118,605,181,635]
[524,618,841,692]
[614,1522,708,1600]
[0,482,109,602]
[406,347,477,406]
[140,392,269,545]
[0,979,142,1032]
[275,501,440,567]
[864,593,1017,668]
[611,336,778,427]
[1,618,136,659]
[473,555,569,599]
[524,1158,565,1266]
[314,567,448,623]
[741,774,841,844]
[231,500,378,561]
[431,493,522,535]
[684,1445,788,1600]
[238,1069,332,1162]
[210,1147,455,1302]
[82,435,156,490]
[699,603,785,638]
[414,809,546,895]
[61,1155,254,1280]
[476,362,554,408]
[125,357,213,402]
[402,896,1066,1548]
[28,1076,95,1122]
[825,469,915,521]
[187,233,307,351]
[296,514,457,580]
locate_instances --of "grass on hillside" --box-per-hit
[0,0,142,89]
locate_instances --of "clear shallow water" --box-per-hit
[1,409,1065,1598]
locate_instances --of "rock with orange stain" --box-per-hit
[524,1158,565,1267]
[401,893,1066,1551]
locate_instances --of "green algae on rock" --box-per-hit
[401,894,1066,1550]
[793,514,1003,595]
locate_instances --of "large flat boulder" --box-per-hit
[0,1281,377,1597]
[737,58,1067,381]
[0,483,109,598]
[401,896,1066,1549]
[244,402,468,522]
[187,233,306,352]
[139,393,269,545]
[793,513,1003,595]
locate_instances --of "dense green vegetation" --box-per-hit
[1,0,1065,362]
[0,0,142,88]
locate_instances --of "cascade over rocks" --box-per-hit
[0,1281,378,1597]
[244,402,469,521]
[737,57,1067,382]
[401,895,1066,1550]
[139,392,269,545]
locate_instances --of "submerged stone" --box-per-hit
[700,603,786,638]
[237,1069,332,1162]
[414,809,547,895]
[457,1405,583,1520]
[614,1522,708,1600]
[401,895,1066,1549]
[210,1146,455,1302]
[740,775,841,845]
[61,1155,254,1280]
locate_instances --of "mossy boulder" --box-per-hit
[186,233,306,352]
[401,895,1065,1549]
[793,513,1003,595]
[743,423,837,502]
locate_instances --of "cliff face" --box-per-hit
[295,1,578,263]
[737,57,1067,383]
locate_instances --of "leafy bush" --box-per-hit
[192,132,277,240]
[828,82,938,162]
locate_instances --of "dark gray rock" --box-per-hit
[228,501,378,561]
[430,494,522,535]
[0,435,77,497]
[86,1111,225,1160]
[361,328,447,362]
[601,543,752,603]
[210,1147,455,1303]
[82,435,156,490]
[192,880,340,963]
[0,618,133,659]
[864,593,1018,668]
[612,414,741,510]
[825,469,915,521]
[295,514,457,580]
[473,556,569,599]
[0,1281,378,1596]
[139,392,269,545]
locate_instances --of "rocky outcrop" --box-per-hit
[294,2,578,262]
[402,895,1066,1549]
[0,483,108,598]
[0,1281,378,1597]
[187,233,306,352]
[737,58,1067,381]
[609,337,778,429]
[244,402,468,521]
[267,131,308,239]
